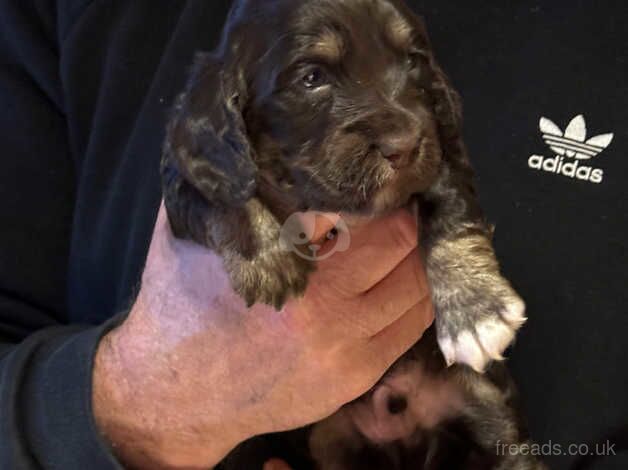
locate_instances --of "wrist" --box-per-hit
[92,300,244,469]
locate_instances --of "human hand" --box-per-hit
[92,203,433,469]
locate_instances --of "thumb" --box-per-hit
[263,458,293,470]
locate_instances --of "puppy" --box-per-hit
[161,1,547,468]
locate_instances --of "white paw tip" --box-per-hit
[455,330,490,373]
[437,314,523,373]
[502,297,527,327]
[439,335,456,367]
[475,318,515,360]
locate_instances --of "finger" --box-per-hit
[366,295,434,369]
[353,249,430,337]
[315,209,419,294]
[263,459,293,470]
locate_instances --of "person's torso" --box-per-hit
[61,2,628,469]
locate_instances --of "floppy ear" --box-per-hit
[161,52,259,256]
[162,52,257,209]
[428,59,463,139]
[402,8,483,226]
[406,13,463,139]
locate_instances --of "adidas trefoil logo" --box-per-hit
[528,115,613,184]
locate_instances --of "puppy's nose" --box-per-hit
[386,394,408,415]
[379,134,417,169]
[372,386,409,418]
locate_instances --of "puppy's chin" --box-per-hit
[314,167,434,216]
[370,175,420,214]
[369,164,438,215]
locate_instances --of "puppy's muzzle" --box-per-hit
[378,132,423,170]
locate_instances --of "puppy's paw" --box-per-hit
[230,250,314,310]
[428,233,527,373]
[436,288,526,373]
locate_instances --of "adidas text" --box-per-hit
[528,155,603,184]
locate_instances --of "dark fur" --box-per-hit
[161,1,547,468]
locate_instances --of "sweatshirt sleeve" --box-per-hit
[0,1,124,468]
[0,320,125,469]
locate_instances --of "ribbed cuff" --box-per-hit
[1,314,126,469]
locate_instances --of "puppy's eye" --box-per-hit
[406,49,428,70]
[302,67,327,89]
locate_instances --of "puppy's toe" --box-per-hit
[501,297,527,327]
[438,301,526,373]
[475,317,516,361]
[440,330,488,372]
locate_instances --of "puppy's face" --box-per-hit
[167,0,458,218]
[246,0,442,214]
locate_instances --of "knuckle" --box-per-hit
[410,252,427,287]
[424,301,436,326]
[352,297,378,336]
[354,296,399,338]
[413,303,434,335]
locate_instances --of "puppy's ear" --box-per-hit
[428,58,463,139]
[161,52,259,256]
[407,13,463,137]
[163,52,257,208]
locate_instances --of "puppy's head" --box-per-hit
[166,0,462,217]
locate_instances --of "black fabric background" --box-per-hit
[0,1,626,469]
[417,3,628,469]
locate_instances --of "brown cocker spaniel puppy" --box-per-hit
[161,1,546,469]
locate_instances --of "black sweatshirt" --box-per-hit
[0,1,626,469]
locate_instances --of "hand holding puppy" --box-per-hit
[92,204,433,469]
